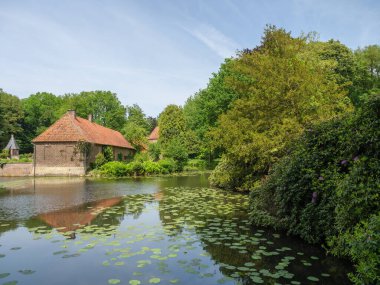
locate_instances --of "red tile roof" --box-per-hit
[32,112,134,149]
[148,126,159,140]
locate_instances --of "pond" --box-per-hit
[0,175,351,285]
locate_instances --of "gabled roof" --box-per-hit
[4,134,19,150]
[32,111,134,149]
[148,126,159,140]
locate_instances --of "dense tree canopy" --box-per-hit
[21,92,64,152]
[0,89,23,149]
[61,91,126,131]
[209,26,352,190]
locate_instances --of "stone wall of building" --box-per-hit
[34,142,85,167]
[0,163,33,176]
[112,147,135,161]
[34,142,85,176]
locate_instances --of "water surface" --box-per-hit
[0,175,351,284]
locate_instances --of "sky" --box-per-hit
[1,0,379,117]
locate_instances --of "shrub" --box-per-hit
[95,153,107,168]
[148,142,161,161]
[158,159,176,174]
[103,146,114,162]
[142,160,162,174]
[249,94,380,284]
[99,161,131,177]
[184,159,207,171]
[163,138,188,171]
[0,149,9,159]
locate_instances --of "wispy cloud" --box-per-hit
[184,23,239,58]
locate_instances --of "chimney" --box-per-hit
[67,110,76,118]
[88,114,93,122]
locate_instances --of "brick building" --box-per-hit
[32,110,135,176]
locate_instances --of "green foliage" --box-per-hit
[21,92,64,152]
[332,214,380,285]
[162,138,188,171]
[95,153,107,168]
[148,142,161,161]
[0,149,9,159]
[249,94,380,284]
[158,105,186,147]
[184,159,207,171]
[158,105,189,169]
[125,104,151,133]
[99,161,132,177]
[122,122,148,151]
[0,89,23,149]
[103,146,114,162]
[183,59,239,158]
[210,25,352,190]
[61,91,126,131]
[157,159,176,174]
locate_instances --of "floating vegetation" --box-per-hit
[0,185,351,285]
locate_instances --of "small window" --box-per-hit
[117,153,123,161]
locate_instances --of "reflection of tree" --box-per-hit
[0,220,18,236]
[122,194,155,219]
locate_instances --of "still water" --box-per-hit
[0,175,351,285]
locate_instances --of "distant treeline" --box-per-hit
[0,90,157,153]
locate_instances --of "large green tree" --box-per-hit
[21,92,64,152]
[0,89,23,149]
[183,58,239,158]
[209,26,352,190]
[61,91,126,131]
[158,105,189,167]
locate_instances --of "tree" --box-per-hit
[125,104,151,133]
[158,105,186,147]
[21,92,63,152]
[0,89,23,149]
[158,105,188,167]
[183,58,240,158]
[122,121,148,151]
[61,91,126,131]
[209,26,352,190]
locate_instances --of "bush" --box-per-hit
[95,153,107,168]
[249,94,380,284]
[184,159,207,171]
[148,142,161,161]
[103,146,114,162]
[99,161,132,177]
[158,159,176,174]
[0,149,9,159]
[142,160,163,174]
[163,138,188,171]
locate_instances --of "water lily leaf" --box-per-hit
[3,281,18,285]
[149,278,161,284]
[129,280,141,285]
[169,279,179,284]
[0,273,10,279]
[307,276,319,282]
[108,279,121,284]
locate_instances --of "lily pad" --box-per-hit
[149,278,161,284]
[129,280,141,285]
[0,273,10,279]
[108,279,121,284]
[307,276,319,282]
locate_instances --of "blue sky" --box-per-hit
[1,0,379,116]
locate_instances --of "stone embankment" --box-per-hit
[0,163,33,176]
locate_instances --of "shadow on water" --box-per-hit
[0,175,352,285]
